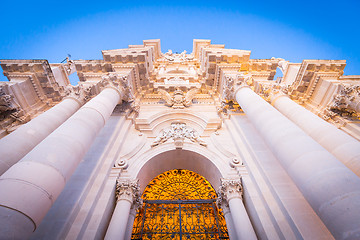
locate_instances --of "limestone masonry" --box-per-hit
[0,39,360,239]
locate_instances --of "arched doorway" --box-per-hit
[131,169,229,239]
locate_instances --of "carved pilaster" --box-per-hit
[222,76,235,101]
[217,178,243,206]
[115,179,142,208]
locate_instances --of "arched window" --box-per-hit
[131,169,229,239]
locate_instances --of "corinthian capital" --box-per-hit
[217,178,243,205]
[64,85,91,105]
[115,179,142,207]
[101,73,135,101]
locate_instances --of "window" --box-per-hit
[131,169,229,239]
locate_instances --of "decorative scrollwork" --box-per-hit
[131,169,229,239]
[101,73,134,101]
[151,122,207,147]
[328,84,360,118]
[142,169,217,200]
[0,86,18,115]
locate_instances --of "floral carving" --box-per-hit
[0,87,18,113]
[101,73,134,101]
[64,85,91,104]
[222,76,235,101]
[0,86,20,121]
[116,179,142,208]
[328,84,360,117]
[217,178,243,206]
[151,122,207,147]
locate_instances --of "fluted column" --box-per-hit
[105,179,142,240]
[218,178,257,240]
[270,91,360,177]
[0,86,122,239]
[235,85,360,240]
[0,96,83,175]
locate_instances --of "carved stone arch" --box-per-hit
[127,142,228,193]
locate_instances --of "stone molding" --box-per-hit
[115,179,142,208]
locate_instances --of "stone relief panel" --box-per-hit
[328,84,360,118]
[158,88,199,109]
[151,122,207,148]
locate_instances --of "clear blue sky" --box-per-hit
[1,0,359,84]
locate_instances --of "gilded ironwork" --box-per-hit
[131,169,229,239]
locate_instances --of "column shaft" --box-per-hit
[271,94,360,177]
[0,87,121,239]
[0,97,82,175]
[236,86,360,239]
[124,208,137,240]
[105,200,132,240]
[228,198,257,240]
[222,205,237,240]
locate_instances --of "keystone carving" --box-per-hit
[158,88,199,109]
[151,122,207,147]
[116,179,142,208]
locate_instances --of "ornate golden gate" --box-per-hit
[131,169,229,239]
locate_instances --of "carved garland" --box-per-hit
[151,122,207,148]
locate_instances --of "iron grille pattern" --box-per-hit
[132,200,229,239]
[131,169,229,239]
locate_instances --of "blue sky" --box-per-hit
[1,0,359,84]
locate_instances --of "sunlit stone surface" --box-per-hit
[0,39,360,240]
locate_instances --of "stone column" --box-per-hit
[270,91,360,177]
[218,201,237,240]
[105,179,142,240]
[0,86,122,240]
[218,178,257,240]
[124,206,138,240]
[235,85,360,240]
[0,96,83,175]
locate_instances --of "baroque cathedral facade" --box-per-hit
[0,39,360,239]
